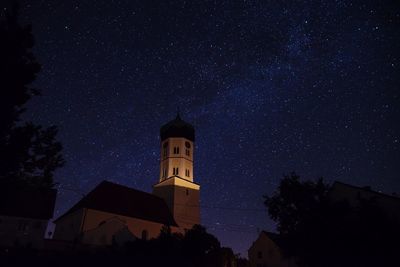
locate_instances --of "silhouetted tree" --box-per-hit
[264,173,400,267]
[0,1,64,189]
[182,224,221,267]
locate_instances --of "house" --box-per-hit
[248,231,297,267]
[329,181,400,222]
[0,186,57,248]
[53,114,201,245]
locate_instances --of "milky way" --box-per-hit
[13,0,400,255]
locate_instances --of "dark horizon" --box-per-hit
[7,0,400,255]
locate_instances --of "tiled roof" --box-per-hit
[54,181,177,226]
[0,186,57,220]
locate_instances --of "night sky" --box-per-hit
[14,0,400,255]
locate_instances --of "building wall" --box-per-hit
[55,208,179,245]
[0,215,48,248]
[248,232,296,267]
[329,183,400,222]
[53,208,85,242]
[153,184,200,230]
[81,209,180,245]
[173,185,200,230]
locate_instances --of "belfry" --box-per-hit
[153,114,200,230]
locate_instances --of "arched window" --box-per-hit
[163,142,168,158]
[142,230,148,240]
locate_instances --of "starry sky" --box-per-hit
[13,0,400,255]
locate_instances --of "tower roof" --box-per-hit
[160,113,195,142]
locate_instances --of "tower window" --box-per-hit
[142,230,148,240]
[185,169,190,177]
[162,168,167,178]
[185,141,191,148]
[173,146,180,154]
[185,149,190,156]
[173,167,179,176]
[163,142,168,158]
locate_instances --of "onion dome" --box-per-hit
[160,113,195,142]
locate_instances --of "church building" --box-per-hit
[53,115,200,245]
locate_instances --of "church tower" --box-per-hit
[153,114,200,230]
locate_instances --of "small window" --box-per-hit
[185,149,190,156]
[173,167,179,176]
[185,141,191,148]
[162,168,167,178]
[173,147,180,154]
[18,220,28,232]
[142,230,148,240]
[186,189,189,196]
[257,251,263,259]
[185,169,190,177]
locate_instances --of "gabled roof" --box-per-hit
[262,231,283,247]
[54,181,177,226]
[0,186,57,220]
[249,231,284,253]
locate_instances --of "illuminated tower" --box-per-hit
[153,114,200,230]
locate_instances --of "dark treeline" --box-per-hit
[264,173,400,267]
[0,1,64,190]
[0,225,241,267]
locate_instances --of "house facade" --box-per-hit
[248,231,297,267]
[0,187,57,248]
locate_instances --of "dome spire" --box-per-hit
[160,111,195,142]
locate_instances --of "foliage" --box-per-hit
[264,173,400,267]
[0,2,64,189]
[0,224,238,267]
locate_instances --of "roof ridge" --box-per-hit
[99,180,170,204]
[333,180,400,201]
